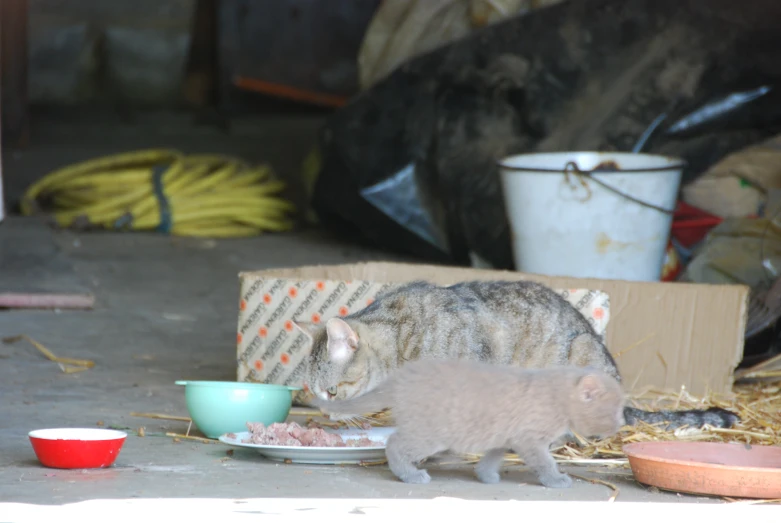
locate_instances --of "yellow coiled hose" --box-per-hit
[20,149,296,238]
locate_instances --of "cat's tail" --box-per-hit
[623,405,739,430]
[310,379,396,418]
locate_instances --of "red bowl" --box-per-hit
[28,428,128,469]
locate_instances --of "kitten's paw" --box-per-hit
[399,469,431,484]
[475,470,501,484]
[539,473,572,489]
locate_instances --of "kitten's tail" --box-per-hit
[311,379,396,417]
[623,406,739,430]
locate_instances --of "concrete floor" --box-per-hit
[0,111,721,509]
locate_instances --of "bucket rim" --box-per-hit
[497,151,686,174]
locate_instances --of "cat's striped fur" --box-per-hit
[294,279,739,430]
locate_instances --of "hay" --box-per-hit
[3,334,95,373]
[354,380,781,465]
[165,432,216,444]
[568,473,620,502]
[131,412,191,422]
[336,380,780,502]
[602,381,781,454]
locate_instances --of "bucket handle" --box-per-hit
[560,161,675,215]
[500,159,679,214]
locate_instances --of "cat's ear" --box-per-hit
[292,321,320,341]
[577,374,605,402]
[325,317,359,362]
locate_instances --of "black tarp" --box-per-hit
[311,0,781,270]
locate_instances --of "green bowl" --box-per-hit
[175,380,302,439]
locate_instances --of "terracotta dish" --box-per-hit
[624,441,781,499]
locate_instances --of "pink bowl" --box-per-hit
[624,441,781,499]
[29,428,127,469]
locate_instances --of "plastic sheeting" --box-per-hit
[311,0,781,270]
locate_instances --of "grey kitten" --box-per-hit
[312,359,626,487]
[295,279,739,430]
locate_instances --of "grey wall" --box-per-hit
[28,0,196,106]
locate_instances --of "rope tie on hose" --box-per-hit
[151,164,173,234]
[110,163,173,233]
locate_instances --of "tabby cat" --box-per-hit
[294,279,739,430]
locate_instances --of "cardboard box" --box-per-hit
[236,262,749,399]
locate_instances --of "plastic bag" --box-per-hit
[682,217,781,288]
[681,130,781,219]
[359,163,450,253]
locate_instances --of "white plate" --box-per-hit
[218,427,396,465]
